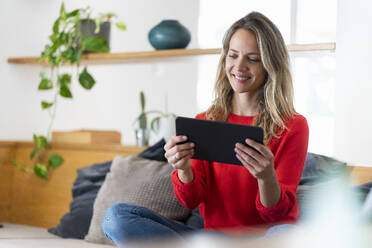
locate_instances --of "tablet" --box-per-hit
[175,116,263,166]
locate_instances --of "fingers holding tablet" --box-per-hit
[164,135,195,170]
[235,138,275,180]
[164,135,187,150]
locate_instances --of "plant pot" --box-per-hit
[80,19,111,53]
[135,128,151,146]
[148,20,191,50]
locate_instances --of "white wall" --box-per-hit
[334,0,372,166]
[0,0,200,145]
[3,0,372,165]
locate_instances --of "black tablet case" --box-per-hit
[176,116,263,166]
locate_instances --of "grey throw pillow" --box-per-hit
[300,153,347,185]
[84,156,191,245]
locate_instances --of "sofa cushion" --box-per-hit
[85,156,191,245]
[138,138,167,162]
[300,152,347,185]
[48,161,112,239]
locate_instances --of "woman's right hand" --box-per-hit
[164,135,194,171]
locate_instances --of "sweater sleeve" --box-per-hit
[171,158,208,210]
[255,115,309,223]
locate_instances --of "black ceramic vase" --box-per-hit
[148,20,191,50]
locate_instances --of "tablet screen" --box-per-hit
[175,116,263,166]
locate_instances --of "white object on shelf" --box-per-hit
[149,115,176,145]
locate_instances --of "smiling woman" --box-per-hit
[166,10,308,235]
[197,0,338,158]
[101,11,309,246]
[207,12,295,144]
[225,29,266,98]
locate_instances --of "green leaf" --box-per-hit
[52,17,60,34]
[59,84,72,98]
[116,22,127,31]
[59,32,68,45]
[61,47,79,63]
[58,73,72,86]
[66,9,80,18]
[82,37,109,53]
[38,78,53,90]
[12,159,31,172]
[11,158,19,168]
[48,154,64,168]
[55,55,62,65]
[34,163,48,179]
[59,2,66,18]
[30,149,38,159]
[49,40,61,55]
[33,135,47,150]
[150,116,161,131]
[58,73,72,98]
[39,43,58,64]
[79,67,96,89]
[49,33,58,43]
[41,101,53,109]
[140,91,145,111]
[138,113,147,129]
[74,50,82,63]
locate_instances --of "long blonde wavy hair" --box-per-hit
[206,12,295,144]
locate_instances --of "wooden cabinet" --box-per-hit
[0,141,144,228]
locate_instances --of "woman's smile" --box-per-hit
[232,73,252,83]
[225,29,266,95]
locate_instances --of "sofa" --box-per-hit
[0,140,371,247]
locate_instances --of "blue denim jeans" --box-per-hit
[102,203,197,246]
[265,224,295,237]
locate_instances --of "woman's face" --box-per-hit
[225,29,266,95]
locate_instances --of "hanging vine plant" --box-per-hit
[12,2,126,179]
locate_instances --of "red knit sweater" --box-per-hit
[171,112,309,234]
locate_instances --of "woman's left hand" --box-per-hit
[235,138,276,180]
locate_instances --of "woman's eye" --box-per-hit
[228,54,237,59]
[248,57,260,62]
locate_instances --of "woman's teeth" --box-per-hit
[234,75,250,80]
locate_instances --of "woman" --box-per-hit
[168,11,308,233]
[102,11,308,245]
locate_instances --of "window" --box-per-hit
[291,52,336,155]
[295,0,337,43]
[197,0,337,156]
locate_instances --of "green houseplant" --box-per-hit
[12,3,126,179]
[133,91,176,146]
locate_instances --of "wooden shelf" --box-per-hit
[7,48,221,66]
[7,43,335,66]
